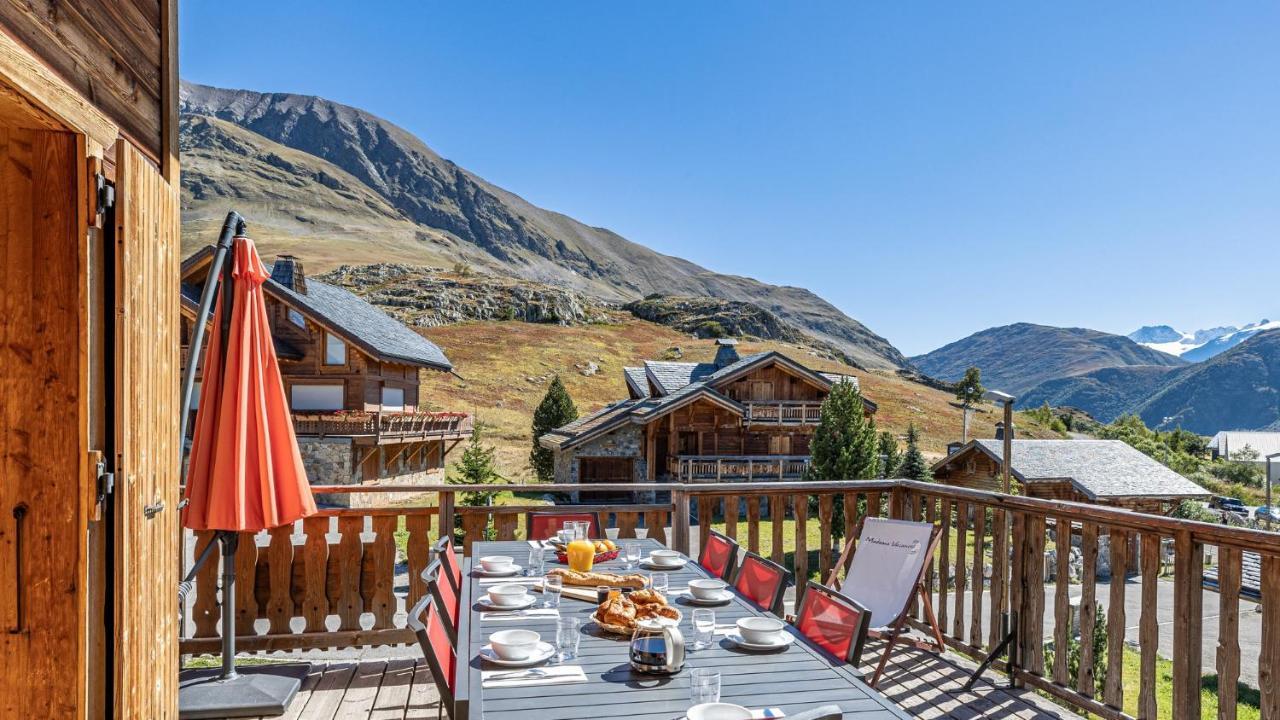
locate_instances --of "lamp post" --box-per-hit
[1266,452,1279,530]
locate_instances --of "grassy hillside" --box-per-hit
[416,318,1065,482]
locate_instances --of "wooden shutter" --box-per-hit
[113,142,180,719]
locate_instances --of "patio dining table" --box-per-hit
[455,539,909,719]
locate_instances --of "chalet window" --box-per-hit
[287,308,306,329]
[291,384,344,411]
[382,386,405,411]
[323,333,346,365]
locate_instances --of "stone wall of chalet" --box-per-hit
[300,437,446,508]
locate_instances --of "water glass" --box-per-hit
[605,527,620,541]
[692,609,715,650]
[690,668,721,704]
[526,547,544,576]
[544,574,563,608]
[649,571,668,595]
[555,617,581,662]
[624,543,642,569]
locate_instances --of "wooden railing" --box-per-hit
[743,401,823,425]
[290,411,473,442]
[179,479,1280,720]
[674,455,810,481]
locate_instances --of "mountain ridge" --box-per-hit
[178,81,906,370]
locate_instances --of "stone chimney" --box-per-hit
[713,338,740,369]
[995,421,1014,441]
[271,255,307,295]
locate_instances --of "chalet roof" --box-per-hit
[538,400,645,451]
[623,367,650,399]
[179,281,304,361]
[643,361,716,395]
[934,439,1209,501]
[180,246,452,371]
[1207,431,1280,460]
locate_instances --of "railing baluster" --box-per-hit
[794,493,809,595]
[953,501,968,639]
[938,499,951,636]
[1105,529,1127,709]
[725,496,738,542]
[191,531,220,638]
[1020,514,1046,678]
[1053,516,1072,686]
[267,526,294,634]
[615,511,638,539]
[697,496,713,553]
[746,497,761,554]
[406,513,433,605]
[494,512,518,541]
[818,494,834,581]
[336,516,364,631]
[1260,554,1279,720]
[1078,522,1099,698]
[1214,544,1239,720]
[770,494,785,565]
[235,531,260,636]
[970,505,986,649]
[370,516,397,629]
[1172,530,1204,720]
[923,496,935,617]
[302,516,329,633]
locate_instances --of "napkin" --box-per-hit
[482,665,588,688]
[481,608,560,622]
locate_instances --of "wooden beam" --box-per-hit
[0,30,117,154]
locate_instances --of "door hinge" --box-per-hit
[96,458,115,507]
[94,173,115,216]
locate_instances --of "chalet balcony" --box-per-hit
[290,410,473,445]
[674,454,810,481]
[743,399,823,425]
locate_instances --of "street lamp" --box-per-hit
[1266,452,1279,530]
[983,390,1016,494]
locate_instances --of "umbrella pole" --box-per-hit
[218,531,240,681]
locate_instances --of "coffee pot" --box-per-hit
[629,618,685,675]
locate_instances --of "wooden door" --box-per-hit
[113,142,180,719]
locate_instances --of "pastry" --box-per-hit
[546,567,646,589]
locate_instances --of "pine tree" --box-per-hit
[896,423,932,481]
[449,427,504,541]
[529,376,578,482]
[807,380,878,539]
[954,366,985,442]
[876,431,902,479]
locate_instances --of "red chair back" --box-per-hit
[794,581,872,664]
[408,594,456,717]
[424,558,459,645]
[434,536,462,594]
[733,552,791,615]
[526,511,602,541]
[699,530,739,580]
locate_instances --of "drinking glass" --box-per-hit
[544,574,563,608]
[526,547,544,576]
[690,668,721,704]
[624,543,641,569]
[605,526,620,541]
[574,520,589,541]
[692,609,715,650]
[649,571,668,595]
[555,617,581,662]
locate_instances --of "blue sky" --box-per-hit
[181,2,1280,355]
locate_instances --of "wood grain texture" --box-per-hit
[746,497,760,554]
[369,517,396,629]
[953,501,968,639]
[818,494,833,580]
[336,517,364,631]
[1104,530,1127,709]
[1053,517,1072,686]
[268,527,295,634]
[1172,531,1203,720]
[1215,545,1240,720]
[1077,523,1098,697]
[769,495,785,565]
[1139,533,1160,720]
[1259,554,1279,720]
[793,493,809,600]
[937,499,951,635]
[969,505,986,648]
[405,514,432,605]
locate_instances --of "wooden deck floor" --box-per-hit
[225,644,1083,720]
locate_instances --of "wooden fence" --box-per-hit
[179,480,1280,720]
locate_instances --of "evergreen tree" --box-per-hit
[954,366,985,442]
[449,427,504,541]
[529,376,578,482]
[876,431,902,479]
[807,380,878,539]
[896,423,932,481]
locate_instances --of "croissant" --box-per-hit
[628,589,666,606]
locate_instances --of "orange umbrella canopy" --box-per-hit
[183,236,316,531]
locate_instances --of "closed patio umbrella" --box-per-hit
[179,224,316,719]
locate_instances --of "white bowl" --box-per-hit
[649,549,683,566]
[687,703,752,720]
[688,578,728,600]
[488,629,541,661]
[479,555,514,573]
[736,616,785,645]
[487,583,529,607]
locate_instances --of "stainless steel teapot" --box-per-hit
[629,617,685,675]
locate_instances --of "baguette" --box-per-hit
[546,567,647,589]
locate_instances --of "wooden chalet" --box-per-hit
[0,2,182,716]
[932,438,1210,513]
[539,340,876,497]
[180,249,471,500]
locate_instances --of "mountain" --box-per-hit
[177,82,906,370]
[1127,320,1278,361]
[1018,365,1185,423]
[1130,329,1280,433]
[909,323,1186,396]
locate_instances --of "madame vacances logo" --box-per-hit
[863,535,921,554]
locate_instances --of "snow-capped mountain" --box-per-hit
[1128,320,1280,362]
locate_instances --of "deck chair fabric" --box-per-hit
[433,536,462,595]
[525,510,603,542]
[408,593,456,718]
[793,581,872,665]
[698,529,740,580]
[733,551,791,616]
[423,558,459,645]
[831,516,945,687]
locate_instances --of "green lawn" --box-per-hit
[1119,646,1260,720]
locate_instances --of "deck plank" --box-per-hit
[404,661,442,720]
[334,660,389,719]
[369,659,416,720]
[295,662,357,720]
[275,663,327,720]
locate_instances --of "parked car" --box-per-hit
[1210,495,1247,513]
[1254,506,1280,522]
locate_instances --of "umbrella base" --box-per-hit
[178,663,310,719]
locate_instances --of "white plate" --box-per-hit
[640,559,687,570]
[475,564,522,577]
[727,632,796,651]
[477,594,538,611]
[680,590,734,606]
[478,641,556,667]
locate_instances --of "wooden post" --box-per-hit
[1172,530,1203,720]
[671,487,692,556]
[1105,530,1128,709]
[1078,523,1099,697]
[1259,554,1279,720]
[439,490,456,553]
[1215,545,1240,720]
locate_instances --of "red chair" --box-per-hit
[408,593,456,718]
[423,558,459,645]
[732,551,791,616]
[525,510,602,541]
[699,529,739,581]
[793,581,872,665]
[433,536,462,595]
